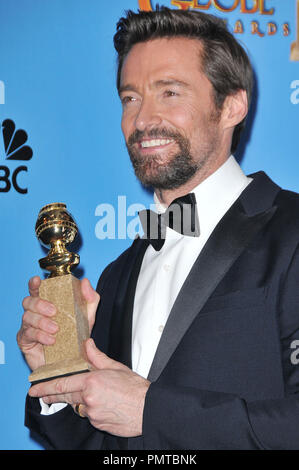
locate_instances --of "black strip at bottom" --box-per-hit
[30,368,90,385]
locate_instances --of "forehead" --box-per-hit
[120,37,207,88]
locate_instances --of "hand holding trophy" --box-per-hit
[29,203,91,384]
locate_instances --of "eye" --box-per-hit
[121,95,137,106]
[164,90,178,98]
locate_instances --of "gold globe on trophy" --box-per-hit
[29,203,91,384]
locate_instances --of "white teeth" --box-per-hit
[141,139,173,148]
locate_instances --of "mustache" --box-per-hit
[127,128,183,147]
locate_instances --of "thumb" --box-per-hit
[28,276,41,297]
[81,278,100,334]
[84,338,124,371]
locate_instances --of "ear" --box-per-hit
[221,89,248,130]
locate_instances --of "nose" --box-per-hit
[134,97,162,132]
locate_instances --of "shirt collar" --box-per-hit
[153,156,252,232]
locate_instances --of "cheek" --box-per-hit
[121,113,132,141]
[166,104,198,137]
[120,116,126,136]
[121,105,140,139]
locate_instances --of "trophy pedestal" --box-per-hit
[29,274,91,384]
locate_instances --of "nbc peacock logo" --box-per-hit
[0,118,33,194]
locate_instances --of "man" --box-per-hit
[17,8,299,450]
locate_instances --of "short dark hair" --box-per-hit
[113,6,254,154]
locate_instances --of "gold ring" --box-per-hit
[74,403,85,418]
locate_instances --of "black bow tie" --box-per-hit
[138,193,200,251]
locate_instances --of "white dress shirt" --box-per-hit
[40,155,252,414]
[132,155,252,379]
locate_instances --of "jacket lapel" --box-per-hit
[107,238,149,367]
[99,238,149,452]
[147,172,280,382]
[93,237,144,355]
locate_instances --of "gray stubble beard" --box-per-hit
[126,125,219,191]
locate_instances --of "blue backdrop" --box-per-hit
[0,0,298,449]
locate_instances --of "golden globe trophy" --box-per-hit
[29,203,91,384]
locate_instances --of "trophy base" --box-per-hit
[28,274,91,385]
[29,357,92,385]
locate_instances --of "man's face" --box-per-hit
[119,37,223,191]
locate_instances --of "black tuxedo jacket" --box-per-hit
[25,171,299,450]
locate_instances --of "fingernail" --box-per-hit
[46,335,56,345]
[46,305,56,315]
[48,321,58,333]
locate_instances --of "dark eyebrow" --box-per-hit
[118,79,190,96]
[118,84,138,96]
[153,79,190,89]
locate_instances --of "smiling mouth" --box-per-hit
[139,138,174,149]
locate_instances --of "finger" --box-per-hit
[22,296,56,317]
[28,276,41,297]
[81,278,100,332]
[22,310,58,335]
[43,391,83,406]
[20,325,56,347]
[29,371,89,398]
[84,338,125,371]
[73,403,87,418]
[81,278,99,304]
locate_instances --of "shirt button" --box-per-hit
[158,325,164,333]
[163,264,171,272]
